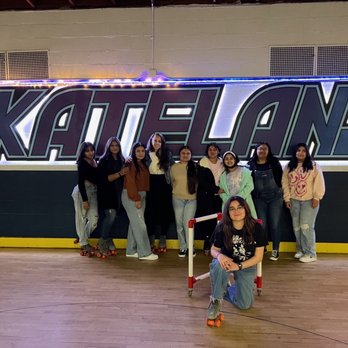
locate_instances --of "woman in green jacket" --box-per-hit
[219,151,257,218]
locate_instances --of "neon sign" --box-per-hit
[1,76,348,169]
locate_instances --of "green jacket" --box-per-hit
[219,166,257,218]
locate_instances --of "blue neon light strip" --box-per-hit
[1,75,348,87]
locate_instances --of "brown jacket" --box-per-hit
[123,161,150,201]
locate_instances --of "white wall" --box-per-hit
[0,2,347,79]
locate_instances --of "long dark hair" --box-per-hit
[146,132,170,171]
[288,143,313,172]
[248,142,278,166]
[179,145,197,194]
[76,141,95,164]
[99,136,125,163]
[222,196,256,249]
[131,142,147,175]
[205,142,221,158]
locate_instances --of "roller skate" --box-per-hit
[95,238,108,259]
[206,298,224,328]
[158,236,167,253]
[158,246,167,253]
[107,238,117,256]
[80,243,95,257]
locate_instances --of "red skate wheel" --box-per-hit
[207,319,215,327]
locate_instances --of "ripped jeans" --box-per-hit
[71,182,98,246]
[209,259,256,310]
[290,199,319,257]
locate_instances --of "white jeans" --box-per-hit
[71,182,98,246]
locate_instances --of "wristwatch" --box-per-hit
[238,262,243,271]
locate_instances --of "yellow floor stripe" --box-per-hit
[0,238,347,253]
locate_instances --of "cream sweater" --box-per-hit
[282,161,325,202]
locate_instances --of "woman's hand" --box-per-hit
[120,166,129,176]
[218,188,225,194]
[217,253,236,271]
[312,199,319,208]
[135,201,142,209]
[285,201,291,209]
[83,201,89,211]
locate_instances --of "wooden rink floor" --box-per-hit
[0,248,347,348]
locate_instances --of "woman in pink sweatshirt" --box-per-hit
[282,143,325,263]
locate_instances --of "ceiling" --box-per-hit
[0,0,342,11]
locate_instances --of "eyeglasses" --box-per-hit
[229,205,245,212]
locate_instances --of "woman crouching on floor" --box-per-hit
[207,195,266,325]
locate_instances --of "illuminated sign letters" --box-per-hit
[0,78,348,163]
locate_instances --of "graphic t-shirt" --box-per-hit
[211,222,266,262]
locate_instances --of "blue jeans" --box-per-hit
[71,182,98,246]
[121,190,152,257]
[100,209,117,240]
[254,194,283,250]
[290,199,319,257]
[210,259,256,310]
[172,197,197,251]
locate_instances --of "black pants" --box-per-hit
[145,174,174,240]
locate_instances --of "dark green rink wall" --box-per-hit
[0,170,346,243]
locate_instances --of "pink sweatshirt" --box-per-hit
[282,161,325,202]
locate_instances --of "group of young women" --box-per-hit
[72,136,325,267]
[71,137,325,325]
[71,133,171,260]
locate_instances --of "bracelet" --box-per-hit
[238,262,243,271]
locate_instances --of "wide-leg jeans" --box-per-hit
[121,190,152,258]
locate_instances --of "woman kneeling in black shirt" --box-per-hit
[207,195,266,326]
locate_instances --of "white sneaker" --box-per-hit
[269,250,279,261]
[294,251,304,259]
[299,254,317,263]
[139,253,159,261]
[126,252,138,258]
